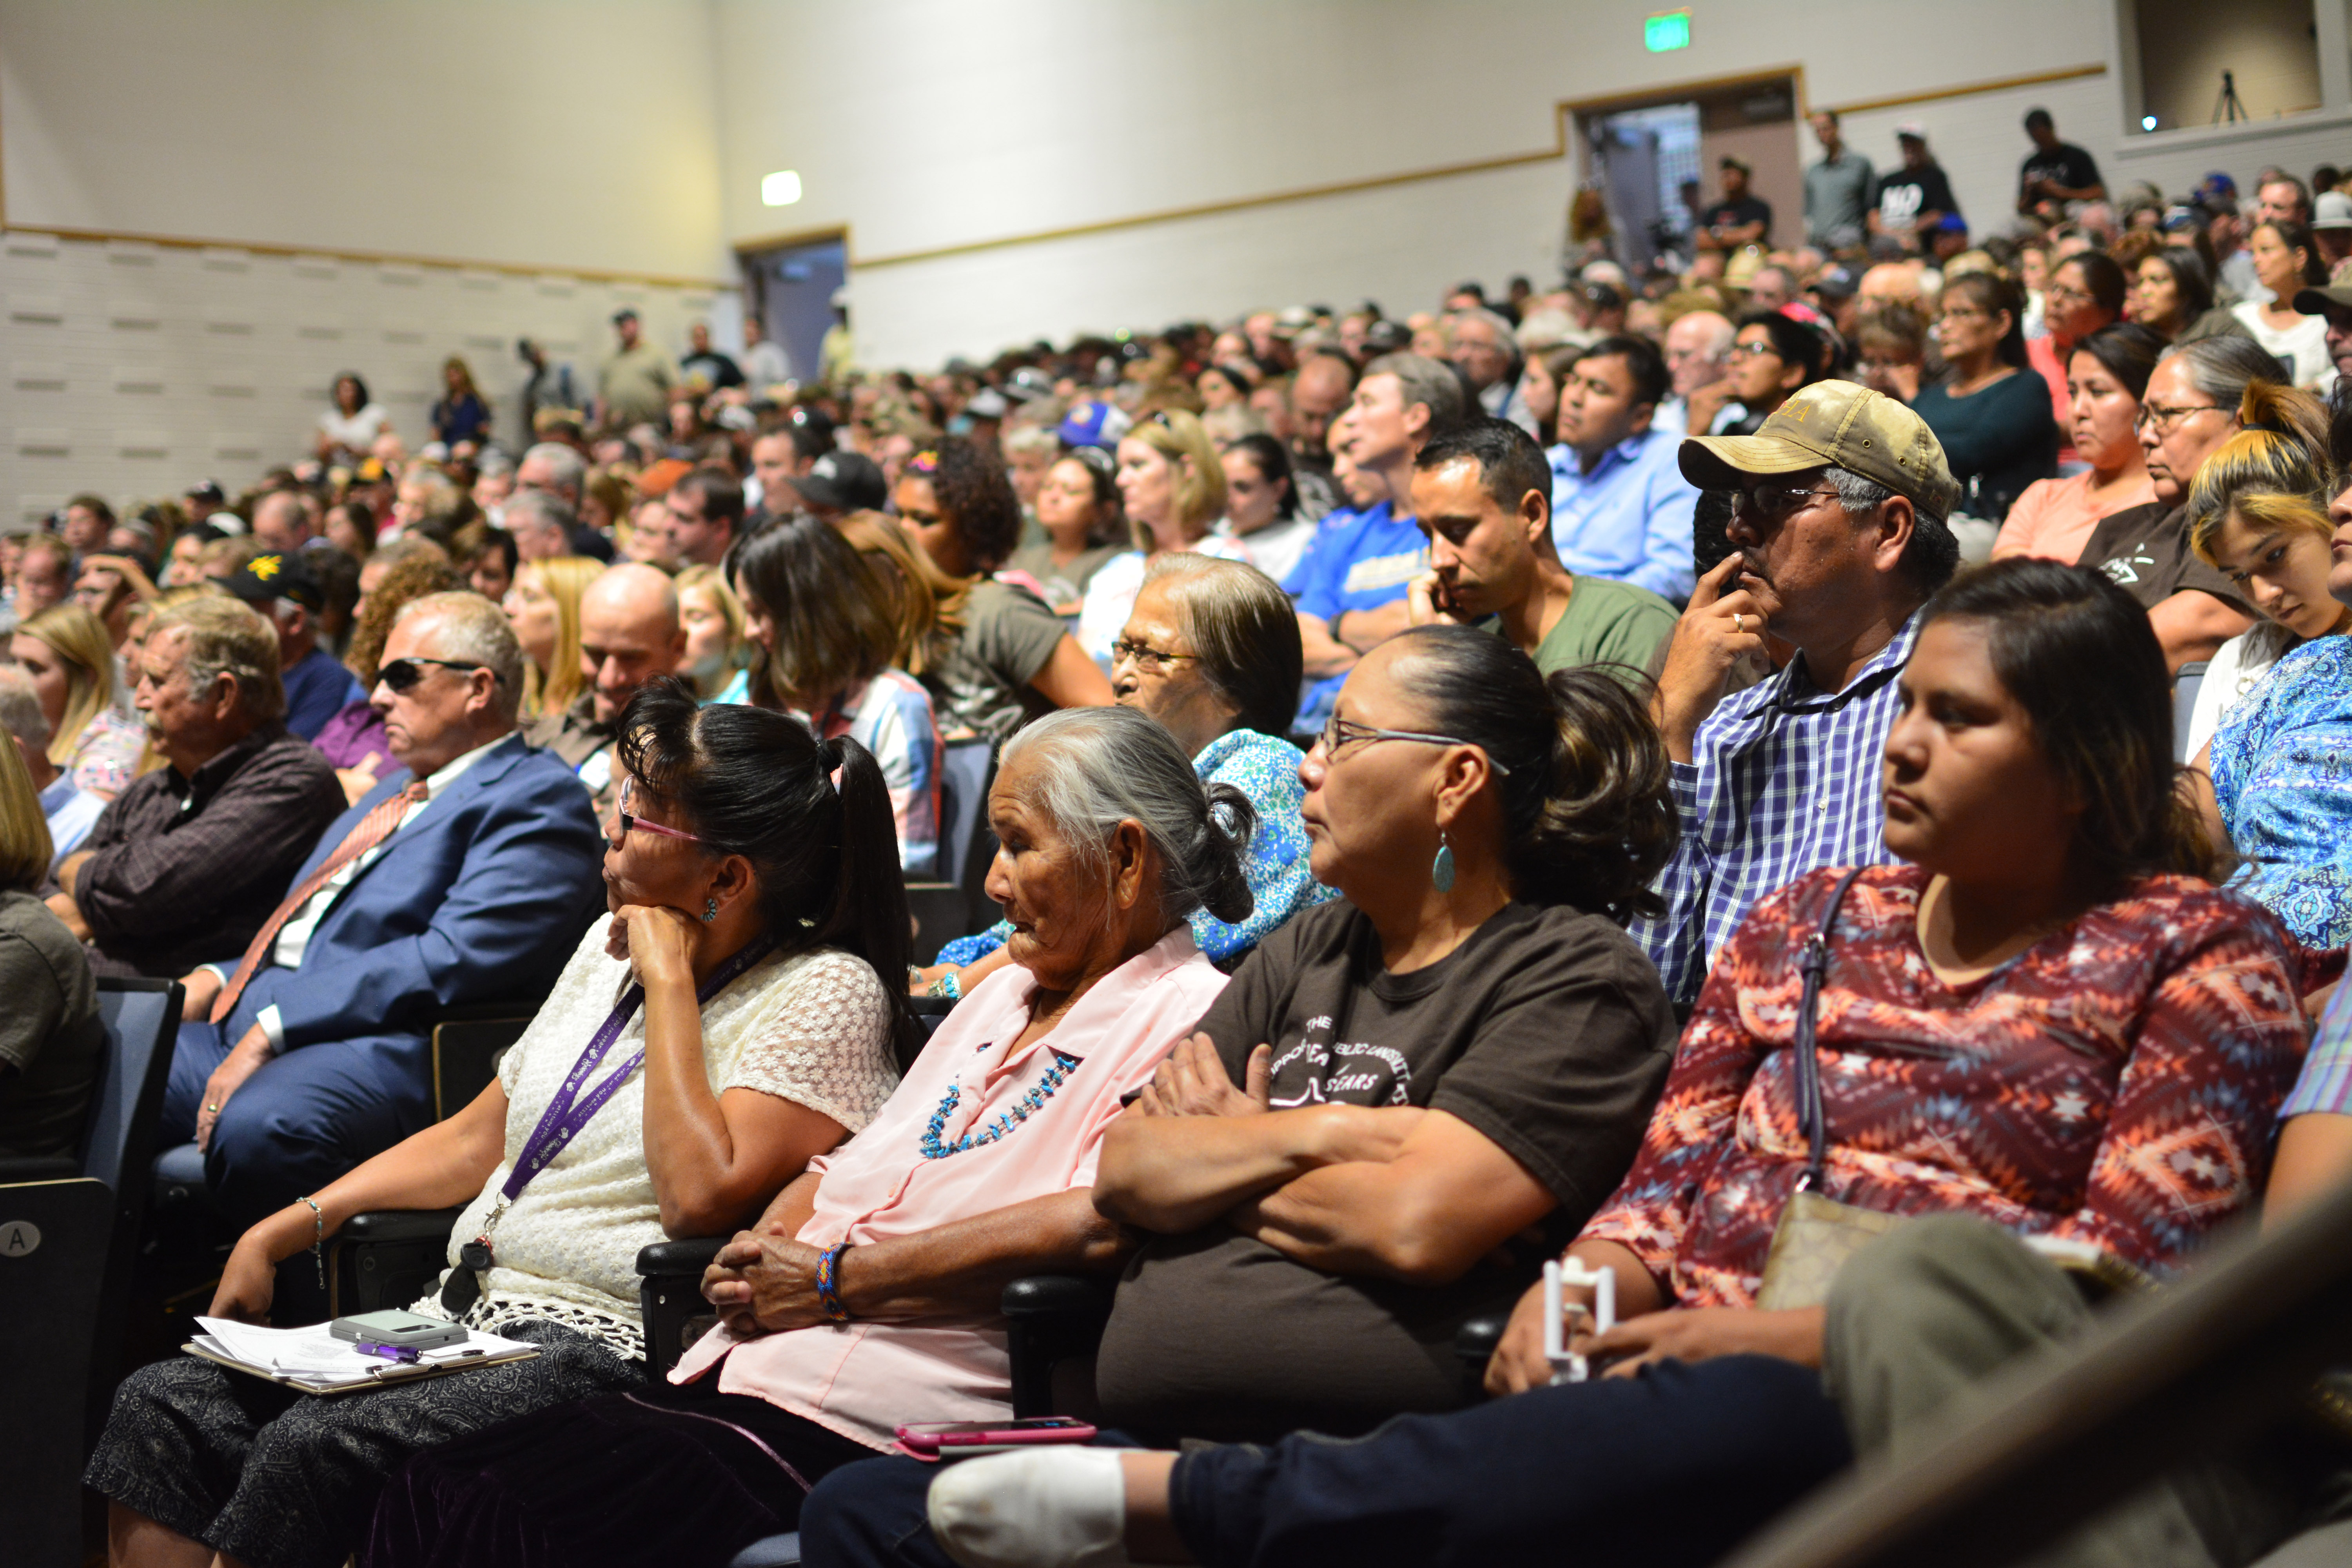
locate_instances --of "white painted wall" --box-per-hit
[7,0,2352,475]
[0,0,729,280]
[2,231,722,524]
[713,0,2145,366]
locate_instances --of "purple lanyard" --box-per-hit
[501,934,778,1203]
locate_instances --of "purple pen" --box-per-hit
[356,1341,422,1365]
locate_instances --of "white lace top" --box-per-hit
[412,922,899,1359]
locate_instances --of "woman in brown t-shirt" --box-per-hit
[1086,624,1681,1443]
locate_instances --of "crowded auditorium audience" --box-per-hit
[18,111,2352,1568]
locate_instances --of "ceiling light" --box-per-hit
[762,171,803,207]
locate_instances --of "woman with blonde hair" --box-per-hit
[0,732,100,1157]
[430,356,492,447]
[674,564,751,703]
[7,605,145,799]
[1077,408,1252,670]
[2186,381,2352,945]
[503,557,603,722]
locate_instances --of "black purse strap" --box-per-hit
[1793,867,1867,1193]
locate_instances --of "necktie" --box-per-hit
[212,781,429,1025]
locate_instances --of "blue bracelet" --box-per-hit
[815,1241,852,1322]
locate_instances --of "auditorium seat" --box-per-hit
[0,977,183,1568]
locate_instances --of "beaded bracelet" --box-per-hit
[815,1241,852,1322]
[926,969,961,1002]
[297,1194,325,1287]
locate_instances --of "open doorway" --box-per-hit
[738,232,846,388]
[1575,74,1802,274]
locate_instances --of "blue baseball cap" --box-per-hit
[1056,400,1132,451]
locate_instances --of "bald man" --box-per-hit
[521,562,685,816]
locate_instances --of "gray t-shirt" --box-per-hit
[1094,898,1675,1443]
[0,887,102,1158]
[1805,149,1875,248]
[925,578,1071,742]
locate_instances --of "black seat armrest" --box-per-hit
[0,1155,80,1184]
[1002,1274,1117,1319]
[638,1236,730,1276]
[1454,1313,1509,1369]
[341,1207,466,1243]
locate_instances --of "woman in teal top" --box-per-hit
[918,556,1332,991]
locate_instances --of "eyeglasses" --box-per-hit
[1313,715,1510,774]
[616,776,709,846]
[2043,281,2091,304]
[2134,400,2221,435]
[1726,483,1842,521]
[1936,306,1989,324]
[1110,637,1198,673]
[377,656,498,693]
[1728,340,1783,360]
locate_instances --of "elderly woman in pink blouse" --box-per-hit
[361,706,1257,1568]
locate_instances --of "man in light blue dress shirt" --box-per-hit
[1548,334,1701,603]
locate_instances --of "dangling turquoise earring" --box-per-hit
[1431,831,1456,894]
[703,896,719,924]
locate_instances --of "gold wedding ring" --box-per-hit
[1732,613,1746,634]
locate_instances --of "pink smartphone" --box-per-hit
[894,1417,1098,1457]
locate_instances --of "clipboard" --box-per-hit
[182,1338,540,1396]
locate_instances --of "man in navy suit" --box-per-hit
[163,590,604,1232]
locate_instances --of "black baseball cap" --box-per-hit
[225,551,324,612]
[793,451,887,513]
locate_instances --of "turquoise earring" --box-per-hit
[704,897,719,924]
[1432,831,1456,894]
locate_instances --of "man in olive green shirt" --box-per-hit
[1407,418,1677,683]
[596,308,677,430]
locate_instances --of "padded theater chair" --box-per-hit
[151,999,540,1310]
[904,733,999,955]
[0,976,183,1568]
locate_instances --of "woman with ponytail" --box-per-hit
[840,564,2308,1568]
[2186,383,2352,946]
[363,703,1243,1568]
[96,678,907,1568]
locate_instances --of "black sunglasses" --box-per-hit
[378,656,498,693]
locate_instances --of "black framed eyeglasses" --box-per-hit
[378,656,500,693]
[1110,638,1198,673]
[1724,483,1842,522]
[1313,715,1510,774]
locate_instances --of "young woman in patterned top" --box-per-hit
[870,559,2311,1568]
[89,681,912,1568]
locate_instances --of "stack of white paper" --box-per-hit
[190,1316,537,1391]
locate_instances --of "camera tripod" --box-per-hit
[2214,69,2247,126]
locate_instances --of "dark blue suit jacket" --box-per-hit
[224,733,605,1049]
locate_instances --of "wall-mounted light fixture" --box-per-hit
[762,171,803,207]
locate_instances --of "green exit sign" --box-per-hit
[1646,10,1691,51]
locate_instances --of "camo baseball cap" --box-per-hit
[1680,379,1961,522]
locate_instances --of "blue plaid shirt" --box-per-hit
[1629,613,1919,1003]
[2285,979,2352,1118]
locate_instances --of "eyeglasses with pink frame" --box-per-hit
[616,776,710,846]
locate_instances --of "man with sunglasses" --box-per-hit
[1633,380,1962,1004]
[156,590,603,1270]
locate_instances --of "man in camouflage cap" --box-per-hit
[1630,379,1962,1002]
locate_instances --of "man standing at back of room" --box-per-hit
[1289,353,1467,689]
[597,308,676,431]
[1804,108,1873,255]
[1548,334,1700,602]
[2016,107,2106,219]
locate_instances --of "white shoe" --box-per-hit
[927,1446,1135,1568]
